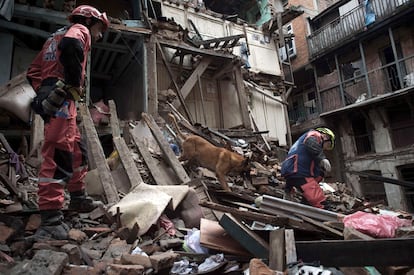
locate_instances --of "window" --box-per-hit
[304,90,317,115]
[360,170,386,203]
[351,113,374,155]
[398,164,414,212]
[341,60,363,81]
[387,103,414,148]
[278,23,296,61]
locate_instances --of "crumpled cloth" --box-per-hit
[170,259,198,275]
[343,211,412,238]
[198,253,225,272]
[159,214,176,236]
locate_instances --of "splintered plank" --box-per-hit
[113,137,144,191]
[199,218,251,256]
[108,100,121,138]
[108,100,144,190]
[79,104,119,205]
[141,112,191,184]
[219,213,269,259]
[199,201,289,227]
[129,122,171,186]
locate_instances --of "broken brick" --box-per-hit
[149,250,179,273]
[9,249,68,275]
[25,214,41,231]
[0,224,14,243]
[61,244,82,265]
[106,263,144,275]
[121,253,152,268]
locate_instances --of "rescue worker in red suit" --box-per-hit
[281,128,335,209]
[26,5,110,240]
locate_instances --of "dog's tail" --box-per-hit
[168,113,187,143]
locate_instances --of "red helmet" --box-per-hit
[68,5,110,31]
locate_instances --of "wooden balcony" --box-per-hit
[288,54,414,124]
[307,0,413,59]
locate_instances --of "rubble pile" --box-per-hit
[0,103,413,275]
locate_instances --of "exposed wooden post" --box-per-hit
[79,104,119,205]
[233,66,251,129]
[172,56,212,109]
[269,229,285,271]
[141,112,191,184]
[146,35,158,115]
[155,38,194,124]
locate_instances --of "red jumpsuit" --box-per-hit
[281,130,327,208]
[27,24,91,210]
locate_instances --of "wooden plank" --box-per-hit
[219,213,269,259]
[296,214,343,237]
[108,100,120,138]
[113,137,143,191]
[284,229,297,267]
[0,172,19,196]
[234,67,251,129]
[129,126,167,186]
[186,179,217,221]
[199,201,289,227]
[141,113,191,184]
[159,39,235,59]
[79,104,119,205]
[296,238,414,267]
[269,229,285,271]
[155,38,193,124]
[30,114,44,153]
[200,218,251,256]
[146,35,158,116]
[172,56,212,109]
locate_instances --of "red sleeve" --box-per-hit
[27,51,43,92]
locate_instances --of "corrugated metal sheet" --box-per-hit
[260,195,344,222]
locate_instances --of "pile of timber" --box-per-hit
[0,101,413,274]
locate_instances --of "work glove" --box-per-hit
[41,86,67,116]
[320,158,331,173]
[31,87,66,122]
[56,80,82,101]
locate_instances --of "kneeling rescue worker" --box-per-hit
[26,5,110,240]
[281,127,335,209]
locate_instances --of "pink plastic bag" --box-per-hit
[343,211,412,238]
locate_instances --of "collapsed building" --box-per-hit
[283,0,414,212]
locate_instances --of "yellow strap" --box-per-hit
[67,87,81,101]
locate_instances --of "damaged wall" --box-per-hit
[247,85,287,146]
[159,1,282,76]
[339,106,412,211]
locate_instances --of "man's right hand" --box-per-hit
[320,159,331,173]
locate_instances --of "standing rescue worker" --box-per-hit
[27,5,110,240]
[281,128,335,209]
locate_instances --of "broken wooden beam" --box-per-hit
[108,99,121,138]
[79,104,119,205]
[141,112,191,184]
[219,213,269,259]
[172,56,212,109]
[155,38,193,124]
[199,200,289,227]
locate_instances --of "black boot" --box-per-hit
[68,190,104,213]
[34,210,69,240]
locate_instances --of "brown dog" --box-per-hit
[168,113,250,191]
